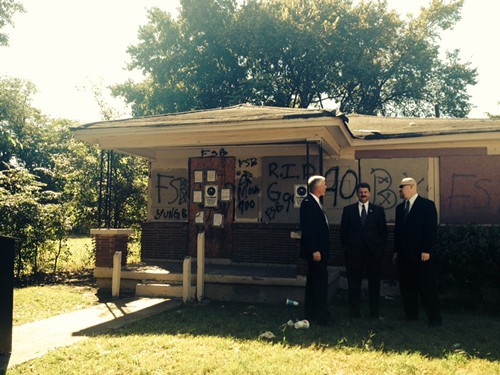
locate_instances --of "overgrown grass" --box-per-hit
[8,294,500,374]
[13,284,99,325]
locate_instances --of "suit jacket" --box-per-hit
[394,195,438,263]
[340,202,387,259]
[300,193,330,263]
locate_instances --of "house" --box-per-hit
[72,104,500,301]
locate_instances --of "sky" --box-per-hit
[1,0,499,124]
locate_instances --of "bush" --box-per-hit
[437,224,500,307]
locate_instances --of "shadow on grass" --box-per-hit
[101,295,499,362]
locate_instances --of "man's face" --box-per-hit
[399,184,414,200]
[313,180,327,198]
[357,187,370,204]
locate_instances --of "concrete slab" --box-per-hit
[0,297,181,371]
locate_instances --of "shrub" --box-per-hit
[437,224,500,305]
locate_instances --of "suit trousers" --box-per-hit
[304,260,330,324]
[398,259,441,323]
[345,252,382,317]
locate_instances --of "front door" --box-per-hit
[188,157,235,258]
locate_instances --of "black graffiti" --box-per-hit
[237,170,260,215]
[324,166,357,207]
[264,182,294,220]
[268,162,300,180]
[154,208,188,220]
[156,174,189,204]
[238,157,257,168]
[449,174,492,209]
[370,168,397,209]
[201,148,228,157]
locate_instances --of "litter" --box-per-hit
[294,319,310,329]
[258,331,276,340]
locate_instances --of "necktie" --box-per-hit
[404,200,410,220]
[361,204,367,225]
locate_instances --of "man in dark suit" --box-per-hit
[340,182,387,319]
[393,177,442,326]
[300,175,332,326]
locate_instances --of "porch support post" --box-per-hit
[112,251,122,298]
[197,231,205,302]
[183,256,193,303]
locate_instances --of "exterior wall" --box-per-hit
[141,222,189,260]
[140,144,499,275]
[232,223,300,264]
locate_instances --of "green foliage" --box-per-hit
[113,0,477,117]
[437,225,500,294]
[0,0,24,46]
[0,76,147,278]
[0,166,47,276]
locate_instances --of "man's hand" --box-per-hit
[312,251,321,262]
[421,252,430,262]
[392,253,398,265]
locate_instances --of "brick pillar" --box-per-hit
[90,229,133,268]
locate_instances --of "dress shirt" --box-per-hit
[358,201,369,217]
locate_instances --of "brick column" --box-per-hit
[90,229,133,268]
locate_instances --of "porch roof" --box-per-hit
[71,104,500,159]
[71,104,353,159]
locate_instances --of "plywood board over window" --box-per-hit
[440,155,500,224]
[149,169,189,222]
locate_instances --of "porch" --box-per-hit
[94,260,341,304]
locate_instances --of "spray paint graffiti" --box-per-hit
[236,170,260,215]
[152,172,189,221]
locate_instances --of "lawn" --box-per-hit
[13,284,99,326]
[7,287,500,375]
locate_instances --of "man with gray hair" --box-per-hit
[393,177,442,326]
[300,175,332,326]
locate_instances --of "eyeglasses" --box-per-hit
[398,184,413,189]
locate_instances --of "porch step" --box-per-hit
[135,281,196,300]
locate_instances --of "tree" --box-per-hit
[113,0,477,117]
[113,0,244,116]
[0,76,147,277]
[0,0,24,46]
[486,102,500,119]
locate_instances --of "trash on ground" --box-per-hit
[294,319,310,329]
[258,331,276,340]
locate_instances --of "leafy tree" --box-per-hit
[0,0,24,46]
[113,0,477,117]
[486,102,500,119]
[0,76,147,277]
[0,166,47,276]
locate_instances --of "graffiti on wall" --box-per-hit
[150,169,189,221]
[440,155,500,224]
[261,157,319,223]
[235,157,260,219]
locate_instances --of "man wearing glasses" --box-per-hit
[393,177,442,326]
